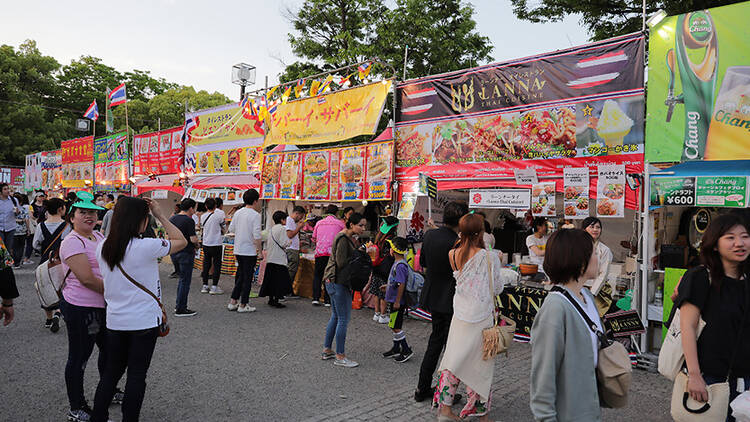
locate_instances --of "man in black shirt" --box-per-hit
[415,201,468,402]
[169,198,199,317]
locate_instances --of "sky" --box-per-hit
[1,1,589,100]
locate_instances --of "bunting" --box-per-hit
[295,79,306,98]
[339,73,354,88]
[282,86,292,104]
[358,62,372,80]
[309,80,321,97]
[317,75,333,95]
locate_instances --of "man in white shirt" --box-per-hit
[227,189,262,313]
[284,206,306,297]
[200,198,226,295]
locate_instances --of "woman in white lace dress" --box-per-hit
[433,213,518,421]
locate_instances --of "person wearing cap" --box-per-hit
[368,216,399,324]
[380,236,415,363]
[58,192,121,422]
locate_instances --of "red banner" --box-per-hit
[133,126,184,176]
[61,136,93,164]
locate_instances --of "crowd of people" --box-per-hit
[0,185,748,421]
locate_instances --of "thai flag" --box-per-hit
[317,97,326,105]
[181,116,198,143]
[358,62,372,80]
[567,50,629,89]
[400,86,437,115]
[83,100,99,121]
[317,75,333,95]
[108,83,127,107]
[267,99,280,115]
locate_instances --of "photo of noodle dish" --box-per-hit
[395,126,430,166]
[432,120,475,164]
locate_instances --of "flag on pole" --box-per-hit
[105,87,114,132]
[257,96,268,122]
[181,116,198,143]
[339,73,354,88]
[309,80,321,97]
[268,98,280,116]
[267,85,279,98]
[282,86,292,104]
[108,83,127,107]
[358,62,372,80]
[295,79,305,98]
[317,75,333,95]
[83,100,99,121]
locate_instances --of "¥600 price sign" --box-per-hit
[650,177,696,207]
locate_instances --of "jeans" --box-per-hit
[91,327,158,422]
[172,250,195,312]
[24,234,33,259]
[703,374,750,422]
[324,282,352,355]
[417,311,453,392]
[201,245,222,286]
[231,255,257,305]
[312,256,331,303]
[11,234,25,265]
[0,230,14,255]
[59,299,107,411]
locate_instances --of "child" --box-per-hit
[381,237,414,363]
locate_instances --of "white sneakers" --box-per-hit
[373,313,380,321]
[378,315,390,324]
[237,305,256,313]
[201,285,210,293]
[209,286,224,295]
[334,357,359,368]
[227,303,238,311]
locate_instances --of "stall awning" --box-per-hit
[134,174,183,196]
[652,160,750,178]
[190,174,260,190]
[373,127,393,142]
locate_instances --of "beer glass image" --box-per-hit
[705,66,750,160]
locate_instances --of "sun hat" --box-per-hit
[387,237,408,255]
[379,216,399,234]
[70,191,105,211]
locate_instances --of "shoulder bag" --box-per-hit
[552,285,632,408]
[478,250,516,360]
[659,268,710,381]
[670,273,749,422]
[117,263,169,337]
[34,224,73,309]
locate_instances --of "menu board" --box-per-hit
[278,153,301,200]
[94,132,129,190]
[563,167,590,219]
[339,146,366,201]
[597,164,625,218]
[650,177,697,207]
[61,136,94,188]
[330,150,340,201]
[366,142,393,200]
[261,154,282,199]
[302,150,331,200]
[531,182,556,217]
[41,150,62,191]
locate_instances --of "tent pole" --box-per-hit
[639,162,651,352]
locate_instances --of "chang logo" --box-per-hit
[684,111,701,159]
[688,11,712,42]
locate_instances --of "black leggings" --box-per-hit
[201,245,222,286]
[59,300,107,411]
[312,256,330,303]
[91,327,158,422]
[231,255,257,305]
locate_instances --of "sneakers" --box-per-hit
[382,348,400,359]
[333,357,359,368]
[174,309,197,317]
[395,349,414,363]
[311,300,321,306]
[200,285,210,293]
[237,305,256,313]
[44,318,53,329]
[378,314,390,324]
[321,350,336,360]
[209,286,224,295]
[67,405,92,421]
[278,297,287,303]
[324,303,331,307]
[112,388,125,405]
[373,312,381,321]
[51,312,61,333]
[227,302,239,311]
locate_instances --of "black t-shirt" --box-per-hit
[169,214,196,254]
[419,226,458,314]
[677,266,750,377]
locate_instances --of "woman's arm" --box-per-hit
[64,254,104,294]
[679,302,708,402]
[529,245,544,257]
[147,199,186,254]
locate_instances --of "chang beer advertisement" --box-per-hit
[646,2,750,162]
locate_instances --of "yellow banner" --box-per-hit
[186,103,264,147]
[265,80,392,146]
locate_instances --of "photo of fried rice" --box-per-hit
[597,199,617,216]
[395,126,430,166]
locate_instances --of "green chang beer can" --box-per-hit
[676,11,718,161]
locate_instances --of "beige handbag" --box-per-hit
[671,371,729,422]
[481,251,516,360]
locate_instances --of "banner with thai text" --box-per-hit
[61,136,94,188]
[184,103,264,147]
[265,81,392,146]
[133,126,183,176]
[94,132,129,190]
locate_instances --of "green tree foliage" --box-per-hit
[509,0,741,41]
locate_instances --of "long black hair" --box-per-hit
[699,213,750,289]
[100,197,150,270]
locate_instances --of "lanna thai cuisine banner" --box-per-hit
[265,81,392,146]
[61,136,94,188]
[597,164,626,218]
[645,2,750,162]
[395,33,645,189]
[133,126,183,176]
[41,150,62,191]
[94,132,129,190]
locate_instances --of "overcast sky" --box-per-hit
[2,1,589,99]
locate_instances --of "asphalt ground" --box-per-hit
[1,260,673,421]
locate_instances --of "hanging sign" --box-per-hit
[25,153,42,192]
[302,150,331,201]
[41,150,62,191]
[696,176,748,207]
[278,152,301,200]
[514,169,539,185]
[563,167,590,219]
[365,141,393,200]
[61,136,94,188]
[261,154,282,199]
[649,177,696,206]
[531,182,556,216]
[469,189,531,209]
[94,132,129,190]
[597,164,626,218]
[133,126,184,176]
[397,192,418,220]
[339,145,366,201]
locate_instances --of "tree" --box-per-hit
[509,0,741,41]
[122,87,229,135]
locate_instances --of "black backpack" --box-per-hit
[40,222,67,262]
[338,238,373,292]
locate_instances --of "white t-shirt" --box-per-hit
[267,224,291,265]
[228,207,261,256]
[285,217,300,250]
[96,237,171,331]
[526,234,549,269]
[201,209,226,247]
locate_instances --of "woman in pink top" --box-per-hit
[311,204,346,306]
[58,192,111,422]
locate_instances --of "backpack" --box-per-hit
[394,261,425,306]
[34,229,81,310]
[39,222,67,262]
[331,234,372,291]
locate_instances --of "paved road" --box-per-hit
[1,261,673,421]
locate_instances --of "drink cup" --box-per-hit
[705,66,750,160]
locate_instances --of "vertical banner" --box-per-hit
[339,145,366,201]
[94,132,129,190]
[645,2,750,162]
[597,164,625,218]
[365,141,393,200]
[563,167,591,219]
[302,150,331,201]
[25,153,42,192]
[261,154,282,199]
[330,150,340,200]
[40,150,62,191]
[278,152,301,199]
[61,136,94,188]
[531,182,556,216]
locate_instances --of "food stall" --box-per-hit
[394,33,647,341]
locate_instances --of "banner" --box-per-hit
[133,126,183,176]
[94,132,129,190]
[339,145,366,201]
[468,189,531,209]
[646,2,750,162]
[0,167,24,191]
[61,136,94,188]
[278,152,301,200]
[696,176,748,207]
[397,34,644,177]
[184,103,264,147]
[265,81,392,146]
[302,150,331,200]
[563,167,590,219]
[25,153,42,192]
[41,150,62,191]
[365,141,393,200]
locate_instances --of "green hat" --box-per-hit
[71,191,105,211]
[379,216,399,235]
